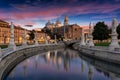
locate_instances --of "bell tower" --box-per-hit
[64,16,68,26]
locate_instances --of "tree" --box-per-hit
[117,24,120,39]
[92,22,110,42]
[28,30,35,40]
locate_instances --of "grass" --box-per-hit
[95,42,110,46]
[0,44,22,49]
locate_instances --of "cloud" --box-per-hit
[0,1,120,27]
[91,15,114,19]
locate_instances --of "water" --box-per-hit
[5,48,120,80]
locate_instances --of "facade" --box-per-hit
[0,20,45,44]
[34,29,46,43]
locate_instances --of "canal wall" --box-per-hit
[0,44,65,80]
[74,45,120,65]
[79,54,120,79]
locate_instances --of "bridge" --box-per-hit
[63,40,80,47]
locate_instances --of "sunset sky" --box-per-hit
[0,0,120,29]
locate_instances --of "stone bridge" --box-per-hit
[0,43,65,80]
[63,40,80,47]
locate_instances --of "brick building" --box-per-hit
[0,20,45,44]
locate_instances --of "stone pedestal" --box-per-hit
[8,22,16,50]
[80,28,85,45]
[109,17,119,50]
[22,29,27,47]
[88,23,94,46]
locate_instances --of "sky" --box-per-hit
[0,0,120,29]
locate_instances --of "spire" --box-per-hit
[64,15,68,26]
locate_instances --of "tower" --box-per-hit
[64,16,68,26]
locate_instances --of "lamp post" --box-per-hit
[35,30,39,45]
[22,28,27,47]
[44,28,48,44]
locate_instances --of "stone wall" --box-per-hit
[0,44,65,80]
[78,46,120,65]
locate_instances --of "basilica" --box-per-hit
[45,16,82,40]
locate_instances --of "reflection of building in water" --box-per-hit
[42,49,79,71]
[35,55,39,69]
[22,60,27,78]
[81,60,85,73]
[56,57,62,69]
[88,64,94,80]
[43,51,51,63]
[64,53,70,71]
[53,50,57,64]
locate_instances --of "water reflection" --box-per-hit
[5,48,120,80]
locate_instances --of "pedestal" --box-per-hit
[88,36,94,46]
[22,29,27,47]
[35,40,39,45]
[109,34,119,50]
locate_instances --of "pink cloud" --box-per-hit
[0,2,120,27]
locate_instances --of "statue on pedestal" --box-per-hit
[109,17,119,50]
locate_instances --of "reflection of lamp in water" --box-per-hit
[88,64,94,80]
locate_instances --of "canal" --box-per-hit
[5,48,120,80]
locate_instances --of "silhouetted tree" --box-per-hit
[29,30,35,40]
[117,24,120,39]
[93,22,110,42]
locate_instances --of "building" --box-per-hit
[34,28,46,43]
[45,16,82,40]
[0,20,45,44]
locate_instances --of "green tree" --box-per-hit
[93,22,110,42]
[117,24,120,39]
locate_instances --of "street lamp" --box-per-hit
[54,25,57,44]
[35,30,39,45]
[22,28,27,47]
